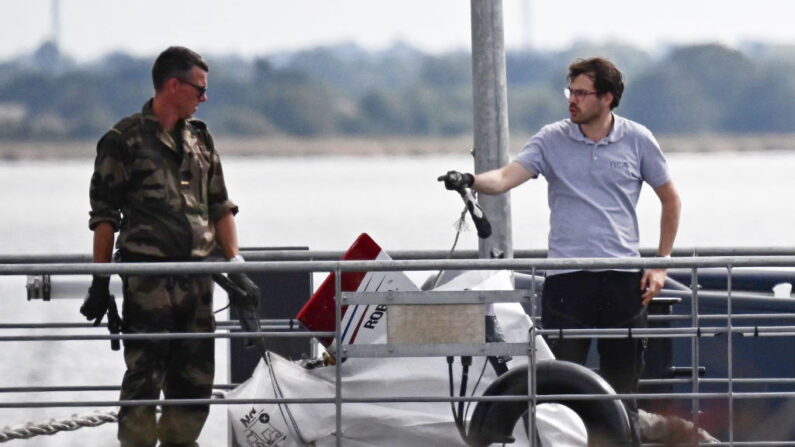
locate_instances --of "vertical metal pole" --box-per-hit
[690,266,701,437]
[334,266,343,447]
[727,265,734,445]
[51,0,61,49]
[470,0,513,260]
[528,266,538,447]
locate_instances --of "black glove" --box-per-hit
[228,272,261,309]
[106,296,122,351]
[438,170,474,191]
[80,275,111,325]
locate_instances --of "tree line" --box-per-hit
[2,40,795,140]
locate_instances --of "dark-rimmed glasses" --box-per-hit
[564,88,597,100]
[179,79,207,98]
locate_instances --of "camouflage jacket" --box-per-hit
[89,100,238,260]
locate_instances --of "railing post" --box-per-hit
[690,266,701,440]
[334,265,343,447]
[528,266,538,447]
[727,264,734,445]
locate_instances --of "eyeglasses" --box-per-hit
[564,88,597,100]
[179,79,207,98]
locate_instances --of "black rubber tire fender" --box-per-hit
[467,359,633,447]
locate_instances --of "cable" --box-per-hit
[265,351,308,444]
[430,204,468,290]
[447,356,459,423]
[459,356,472,427]
[213,303,230,314]
[437,189,487,446]
[464,357,490,421]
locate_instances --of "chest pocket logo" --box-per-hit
[609,161,630,170]
[604,159,641,185]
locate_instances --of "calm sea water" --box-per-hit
[0,150,794,445]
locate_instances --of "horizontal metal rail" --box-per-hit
[648,314,795,322]
[7,376,795,396]
[338,325,793,358]
[699,443,795,447]
[0,385,239,393]
[342,289,531,305]
[640,377,795,386]
[0,324,790,351]
[8,312,795,331]
[2,390,795,410]
[680,313,795,321]
[0,330,331,342]
[660,288,790,302]
[3,246,795,263]
[4,375,795,396]
[3,255,795,276]
[0,319,303,330]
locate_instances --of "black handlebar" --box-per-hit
[436,172,492,239]
[212,273,269,363]
[450,186,491,239]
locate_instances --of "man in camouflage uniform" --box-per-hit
[83,46,259,447]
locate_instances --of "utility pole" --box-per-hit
[51,0,61,50]
[470,0,513,259]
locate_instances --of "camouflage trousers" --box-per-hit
[118,274,215,447]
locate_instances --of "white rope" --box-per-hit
[0,409,118,442]
[0,390,229,443]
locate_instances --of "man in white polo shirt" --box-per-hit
[439,57,681,444]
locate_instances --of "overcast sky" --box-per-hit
[2,0,795,62]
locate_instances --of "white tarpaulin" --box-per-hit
[228,270,587,447]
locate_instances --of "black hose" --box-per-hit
[458,356,472,433]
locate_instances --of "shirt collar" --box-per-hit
[140,98,189,130]
[140,99,186,153]
[567,113,626,145]
[140,99,159,125]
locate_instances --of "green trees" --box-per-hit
[622,44,754,133]
[3,41,795,139]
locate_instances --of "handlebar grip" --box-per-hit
[212,273,245,296]
[462,189,492,239]
[212,273,267,356]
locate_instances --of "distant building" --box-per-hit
[0,103,26,125]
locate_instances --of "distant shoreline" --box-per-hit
[1,133,794,160]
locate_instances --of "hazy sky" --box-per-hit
[2,0,795,61]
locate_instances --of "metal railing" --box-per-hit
[1,251,795,445]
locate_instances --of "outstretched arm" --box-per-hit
[640,181,682,305]
[473,161,535,195]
